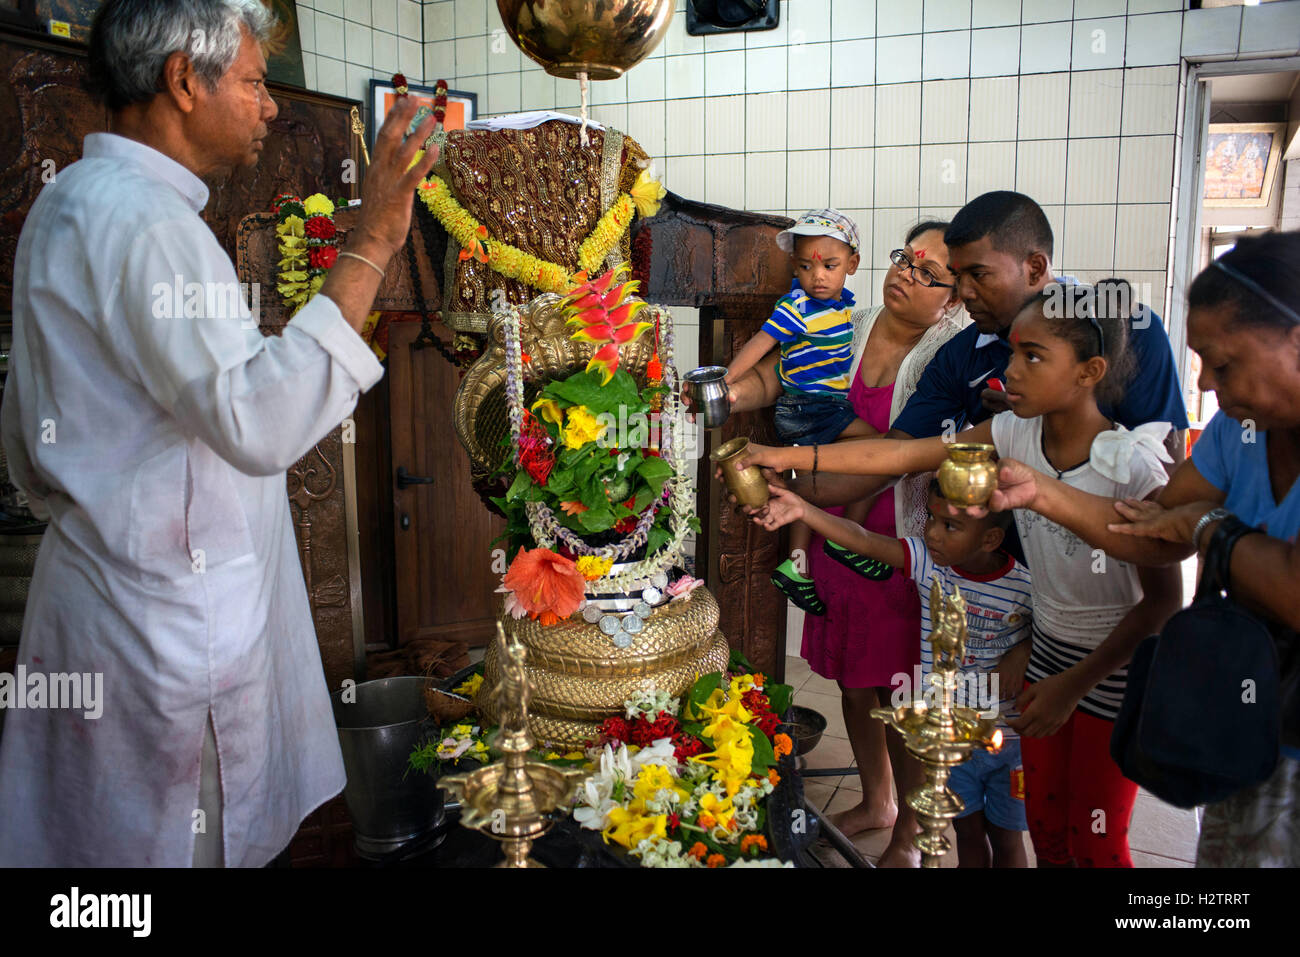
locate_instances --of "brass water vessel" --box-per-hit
[711,437,770,509]
[937,443,998,508]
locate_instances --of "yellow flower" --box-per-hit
[575,556,614,581]
[693,730,754,789]
[302,194,335,217]
[531,397,565,427]
[453,673,483,698]
[698,792,736,831]
[696,687,753,729]
[279,214,305,239]
[563,406,607,449]
[602,807,667,848]
[630,168,666,218]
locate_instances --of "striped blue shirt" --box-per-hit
[902,538,1034,738]
[761,280,855,395]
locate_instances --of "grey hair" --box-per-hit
[88,0,276,112]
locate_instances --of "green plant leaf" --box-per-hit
[765,682,794,719]
[728,648,754,673]
[748,724,776,772]
[504,469,534,502]
[682,672,722,721]
[577,504,616,532]
[547,368,641,417]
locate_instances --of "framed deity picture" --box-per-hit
[366,79,476,149]
[1203,123,1286,208]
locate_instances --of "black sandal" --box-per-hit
[823,540,894,581]
[771,567,826,616]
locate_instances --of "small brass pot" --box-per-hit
[710,437,770,508]
[937,443,998,508]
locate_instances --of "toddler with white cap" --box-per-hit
[726,209,881,616]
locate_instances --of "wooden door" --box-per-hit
[386,322,505,646]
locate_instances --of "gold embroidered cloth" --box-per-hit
[434,121,648,333]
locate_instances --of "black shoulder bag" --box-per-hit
[1110,516,1290,808]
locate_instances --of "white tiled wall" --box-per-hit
[294,0,1300,312]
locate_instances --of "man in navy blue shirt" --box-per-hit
[724,191,1189,509]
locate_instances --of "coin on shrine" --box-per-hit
[599,615,621,636]
[632,602,652,619]
[582,605,602,623]
[642,586,662,605]
[612,632,633,649]
[623,615,644,635]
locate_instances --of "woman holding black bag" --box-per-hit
[961,230,1300,867]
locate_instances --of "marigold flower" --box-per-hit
[563,406,607,449]
[575,555,613,580]
[302,193,335,218]
[773,733,793,759]
[687,842,707,860]
[767,768,781,786]
[696,812,716,829]
[741,834,768,854]
[706,853,726,868]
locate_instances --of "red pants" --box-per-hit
[1019,707,1138,867]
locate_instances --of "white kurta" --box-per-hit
[0,133,383,866]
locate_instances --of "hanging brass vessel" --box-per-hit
[496,0,675,80]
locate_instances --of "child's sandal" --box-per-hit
[770,567,827,616]
[822,540,894,581]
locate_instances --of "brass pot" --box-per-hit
[937,443,998,508]
[496,0,675,80]
[710,437,770,508]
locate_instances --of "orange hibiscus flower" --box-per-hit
[501,547,587,625]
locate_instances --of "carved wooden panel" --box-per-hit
[0,27,360,313]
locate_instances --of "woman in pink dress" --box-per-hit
[800,224,966,857]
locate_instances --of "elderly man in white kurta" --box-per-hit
[0,0,438,866]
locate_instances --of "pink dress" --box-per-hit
[800,377,921,688]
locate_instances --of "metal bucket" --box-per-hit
[331,676,444,860]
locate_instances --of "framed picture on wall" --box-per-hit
[366,79,476,150]
[1203,122,1286,208]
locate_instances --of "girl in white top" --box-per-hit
[740,284,1184,867]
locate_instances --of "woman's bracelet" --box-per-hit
[1192,506,1230,552]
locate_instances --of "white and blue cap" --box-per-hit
[776,208,861,254]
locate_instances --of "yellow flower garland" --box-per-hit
[275,194,381,355]
[417,173,654,295]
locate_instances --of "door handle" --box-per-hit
[396,466,434,490]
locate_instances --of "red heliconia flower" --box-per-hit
[562,264,650,384]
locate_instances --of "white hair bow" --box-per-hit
[1089,422,1174,484]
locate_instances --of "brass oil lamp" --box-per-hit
[872,578,1003,867]
[440,623,587,867]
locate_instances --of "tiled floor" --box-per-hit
[784,652,1201,867]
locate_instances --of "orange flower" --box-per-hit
[773,733,793,759]
[501,547,587,624]
[697,812,716,829]
[559,500,589,516]
[706,853,726,868]
[741,834,768,854]
[767,769,781,786]
[687,842,708,861]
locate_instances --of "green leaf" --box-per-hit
[504,469,534,502]
[728,648,754,673]
[632,485,656,512]
[645,523,672,558]
[765,682,794,719]
[577,504,616,532]
[546,369,641,417]
[682,672,722,721]
[748,725,776,772]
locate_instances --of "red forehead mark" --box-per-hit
[1009,330,1021,344]
[915,250,926,259]
[811,251,823,261]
